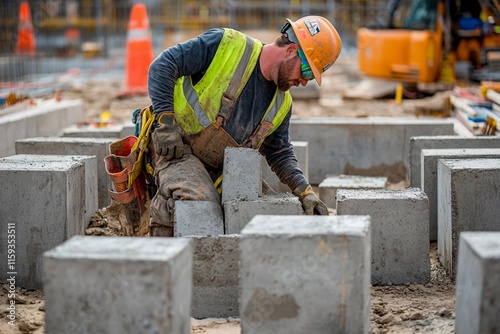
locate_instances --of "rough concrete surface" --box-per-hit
[337,188,430,285]
[190,235,239,319]
[43,236,192,334]
[0,156,87,289]
[455,232,500,334]
[437,158,500,278]
[240,215,371,334]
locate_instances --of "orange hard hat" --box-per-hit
[281,16,342,85]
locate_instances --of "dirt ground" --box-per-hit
[1,56,459,333]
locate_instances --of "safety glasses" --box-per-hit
[282,22,314,81]
[297,47,314,81]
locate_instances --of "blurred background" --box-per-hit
[0,0,383,83]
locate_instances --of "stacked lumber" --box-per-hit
[450,88,489,135]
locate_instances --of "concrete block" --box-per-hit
[240,215,371,334]
[261,141,308,192]
[319,174,387,209]
[0,99,85,158]
[190,235,239,318]
[437,158,500,278]
[409,135,500,188]
[16,136,115,208]
[0,156,87,289]
[421,148,500,241]
[222,147,261,204]
[337,188,430,285]
[120,122,136,138]
[174,201,224,237]
[289,118,454,184]
[62,124,123,138]
[224,193,303,234]
[455,232,500,334]
[5,154,98,224]
[43,236,192,334]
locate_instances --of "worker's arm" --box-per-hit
[260,111,328,215]
[147,28,223,115]
[260,110,306,191]
[148,28,223,158]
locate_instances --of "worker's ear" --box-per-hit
[286,43,299,58]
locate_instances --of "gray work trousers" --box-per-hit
[149,144,221,229]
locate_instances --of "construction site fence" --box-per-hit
[1,0,388,83]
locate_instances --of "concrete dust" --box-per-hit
[86,199,151,237]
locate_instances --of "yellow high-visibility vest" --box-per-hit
[173,28,292,148]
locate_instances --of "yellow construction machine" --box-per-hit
[357,0,500,85]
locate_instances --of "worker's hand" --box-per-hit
[293,184,329,215]
[152,112,184,160]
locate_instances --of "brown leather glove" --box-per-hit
[152,112,184,160]
[293,184,329,215]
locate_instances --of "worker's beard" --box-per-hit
[276,57,299,91]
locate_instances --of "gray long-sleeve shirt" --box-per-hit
[147,28,307,191]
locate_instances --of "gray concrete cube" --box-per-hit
[337,188,430,285]
[261,141,308,192]
[16,136,115,208]
[174,201,224,237]
[455,232,500,334]
[289,118,454,184]
[319,174,387,209]
[5,154,98,224]
[240,215,371,334]
[421,148,500,241]
[437,158,500,278]
[224,193,303,234]
[222,147,261,204]
[0,99,84,158]
[0,156,87,289]
[409,135,500,188]
[43,236,192,334]
[62,124,123,138]
[190,235,239,318]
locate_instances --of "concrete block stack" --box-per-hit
[222,147,303,234]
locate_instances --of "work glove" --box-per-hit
[152,112,184,160]
[293,184,329,215]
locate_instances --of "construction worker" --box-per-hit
[147,16,342,236]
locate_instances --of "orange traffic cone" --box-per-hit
[120,3,154,97]
[15,1,36,55]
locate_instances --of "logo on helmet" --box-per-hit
[305,20,320,36]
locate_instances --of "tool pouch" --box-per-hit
[188,121,240,169]
[104,136,147,213]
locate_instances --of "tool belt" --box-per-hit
[104,106,156,212]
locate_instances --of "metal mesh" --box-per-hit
[0,0,386,84]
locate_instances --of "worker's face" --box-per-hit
[276,45,309,91]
